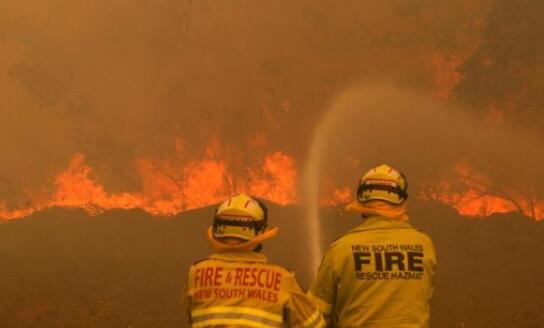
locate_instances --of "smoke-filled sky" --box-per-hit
[1,0,542,208]
[309,84,544,195]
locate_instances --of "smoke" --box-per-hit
[0,0,505,207]
[0,0,308,202]
[304,83,544,209]
[302,83,544,267]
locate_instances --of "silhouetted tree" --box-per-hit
[454,0,544,116]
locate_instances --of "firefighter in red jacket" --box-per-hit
[183,193,325,328]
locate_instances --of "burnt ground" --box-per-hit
[0,204,543,327]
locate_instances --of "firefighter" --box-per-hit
[309,164,437,327]
[183,193,325,328]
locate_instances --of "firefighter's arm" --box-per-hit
[308,247,337,324]
[284,273,326,328]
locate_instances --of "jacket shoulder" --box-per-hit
[408,225,434,240]
[328,228,370,248]
[190,257,212,268]
[262,262,294,275]
[328,224,434,247]
[414,229,435,246]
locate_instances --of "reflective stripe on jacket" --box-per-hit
[184,251,325,328]
[309,216,437,328]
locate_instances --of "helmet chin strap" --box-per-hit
[206,226,279,252]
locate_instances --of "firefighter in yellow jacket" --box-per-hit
[309,164,437,327]
[183,193,325,328]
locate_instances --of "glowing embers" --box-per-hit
[0,142,298,220]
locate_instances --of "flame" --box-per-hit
[3,143,541,221]
[1,154,144,219]
[422,180,518,217]
[422,163,544,220]
[0,205,35,220]
[247,152,298,205]
[136,154,230,215]
[137,149,298,215]
[52,154,144,214]
[0,142,298,220]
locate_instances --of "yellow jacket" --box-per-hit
[184,251,325,328]
[309,216,437,328]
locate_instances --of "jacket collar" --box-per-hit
[347,215,413,234]
[208,251,268,263]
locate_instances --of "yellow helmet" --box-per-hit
[213,193,268,241]
[356,164,408,205]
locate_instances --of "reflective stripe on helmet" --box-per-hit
[357,182,408,202]
[356,164,408,205]
[214,194,269,240]
[216,194,266,222]
[191,306,283,328]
